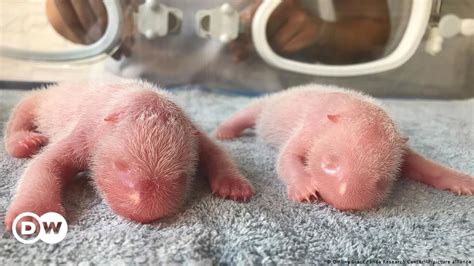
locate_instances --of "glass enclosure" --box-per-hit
[0,0,472,98]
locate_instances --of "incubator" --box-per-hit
[0,0,472,97]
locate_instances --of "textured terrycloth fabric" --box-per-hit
[0,86,473,264]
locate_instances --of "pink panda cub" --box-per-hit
[216,84,474,210]
[4,80,254,230]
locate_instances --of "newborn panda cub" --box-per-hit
[4,80,254,230]
[216,84,474,210]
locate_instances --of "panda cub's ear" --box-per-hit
[401,136,409,144]
[104,108,126,123]
[327,114,341,123]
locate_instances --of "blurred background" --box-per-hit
[0,0,472,98]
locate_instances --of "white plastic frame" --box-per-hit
[252,0,433,76]
[0,0,123,61]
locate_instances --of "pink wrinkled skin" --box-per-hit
[4,80,254,231]
[216,84,474,210]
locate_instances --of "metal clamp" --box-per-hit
[135,0,183,40]
[195,3,240,43]
[438,14,474,37]
[426,14,474,55]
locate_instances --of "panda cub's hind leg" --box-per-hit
[4,92,48,158]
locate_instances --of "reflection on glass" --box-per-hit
[264,0,402,65]
[44,0,137,59]
[1,0,410,68]
[0,0,89,52]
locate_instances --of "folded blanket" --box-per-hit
[0,87,473,264]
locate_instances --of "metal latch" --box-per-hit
[426,14,474,55]
[135,0,183,40]
[195,3,240,43]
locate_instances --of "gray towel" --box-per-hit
[0,87,473,264]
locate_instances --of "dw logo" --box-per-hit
[12,212,68,244]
